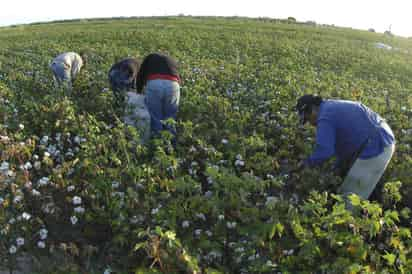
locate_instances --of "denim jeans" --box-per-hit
[144,79,180,136]
[109,69,135,92]
[51,62,71,85]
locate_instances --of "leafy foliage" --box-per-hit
[0,17,412,273]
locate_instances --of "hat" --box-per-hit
[296,94,323,124]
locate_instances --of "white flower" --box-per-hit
[111,181,120,189]
[9,245,17,254]
[16,237,25,246]
[72,196,82,205]
[218,214,225,221]
[22,212,31,220]
[182,220,190,228]
[39,228,48,240]
[70,216,78,225]
[74,207,85,214]
[67,185,75,192]
[19,124,24,130]
[37,241,46,249]
[221,138,229,144]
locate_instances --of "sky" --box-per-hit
[1,0,411,37]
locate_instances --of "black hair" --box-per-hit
[296,94,323,114]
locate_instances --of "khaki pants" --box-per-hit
[338,144,395,200]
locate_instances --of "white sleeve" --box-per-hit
[71,56,83,79]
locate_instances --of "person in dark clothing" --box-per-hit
[136,53,180,136]
[109,58,141,93]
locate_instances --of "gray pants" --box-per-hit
[338,144,395,200]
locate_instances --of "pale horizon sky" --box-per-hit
[2,0,411,37]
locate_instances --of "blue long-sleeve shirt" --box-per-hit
[304,100,395,167]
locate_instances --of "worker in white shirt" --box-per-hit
[50,52,86,88]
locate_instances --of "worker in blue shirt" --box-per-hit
[296,94,395,201]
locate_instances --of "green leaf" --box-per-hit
[383,252,396,266]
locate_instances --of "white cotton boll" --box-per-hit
[22,212,31,221]
[103,268,112,274]
[70,216,78,225]
[72,196,82,205]
[31,189,41,196]
[40,136,49,145]
[39,229,48,240]
[221,138,229,144]
[13,196,22,204]
[111,181,120,189]
[44,151,51,158]
[74,136,81,144]
[18,124,24,130]
[151,208,159,215]
[235,247,245,253]
[9,245,17,254]
[37,241,46,249]
[67,185,75,192]
[226,221,237,229]
[0,161,9,172]
[38,177,50,187]
[218,214,225,221]
[235,159,245,167]
[16,237,25,246]
[74,207,85,214]
[182,220,190,228]
[194,229,202,236]
[195,213,206,221]
[34,161,41,170]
